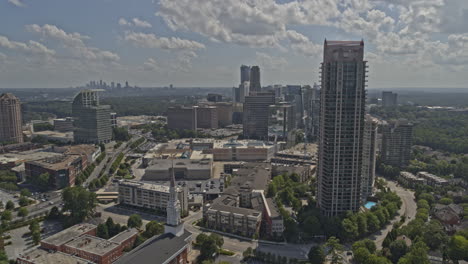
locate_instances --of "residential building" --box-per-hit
[118,180,189,214]
[72,90,112,144]
[272,164,315,183]
[0,93,23,144]
[361,115,378,201]
[203,195,262,238]
[167,106,196,131]
[250,66,261,93]
[110,112,117,128]
[382,91,398,107]
[262,197,284,239]
[317,40,367,216]
[398,171,426,188]
[381,120,413,168]
[303,84,320,140]
[117,158,192,264]
[243,92,275,140]
[53,117,74,132]
[417,171,449,187]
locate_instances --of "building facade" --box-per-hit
[241,65,251,83]
[317,40,367,216]
[382,91,398,107]
[196,106,218,129]
[249,66,261,93]
[166,106,196,131]
[72,90,112,144]
[381,120,413,168]
[0,93,23,144]
[118,180,189,214]
[361,115,378,201]
[53,117,74,132]
[243,92,275,140]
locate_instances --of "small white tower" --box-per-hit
[164,158,184,236]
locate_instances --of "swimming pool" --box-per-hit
[364,201,377,209]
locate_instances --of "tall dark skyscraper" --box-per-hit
[250,66,261,93]
[240,65,251,83]
[0,93,23,144]
[243,92,275,140]
[382,91,398,107]
[72,89,112,144]
[317,40,367,216]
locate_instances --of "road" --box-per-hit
[370,178,417,249]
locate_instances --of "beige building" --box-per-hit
[196,106,218,129]
[143,158,212,181]
[203,195,262,238]
[118,180,188,214]
[0,93,23,144]
[206,139,278,161]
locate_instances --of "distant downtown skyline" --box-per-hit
[0,0,468,88]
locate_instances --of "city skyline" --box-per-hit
[1,0,468,89]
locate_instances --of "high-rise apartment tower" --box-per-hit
[317,40,367,216]
[0,93,23,144]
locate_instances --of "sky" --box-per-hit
[0,0,468,89]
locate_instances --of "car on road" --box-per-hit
[49,201,54,205]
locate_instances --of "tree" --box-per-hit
[48,206,61,220]
[143,221,164,238]
[325,236,344,264]
[439,197,454,205]
[243,247,253,260]
[1,210,12,221]
[32,230,41,245]
[37,172,51,189]
[97,223,109,239]
[303,216,322,236]
[127,214,142,228]
[448,234,468,261]
[20,188,32,197]
[19,196,30,207]
[62,186,97,225]
[308,246,325,264]
[5,200,14,210]
[0,201,3,209]
[389,240,409,263]
[29,220,40,233]
[423,220,447,250]
[398,241,430,264]
[18,207,28,217]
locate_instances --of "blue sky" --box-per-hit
[1,0,468,88]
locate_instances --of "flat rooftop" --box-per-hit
[65,235,120,256]
[213,139,276,149]
[146,159,212,171]
[116,231,192,264]
[109,228,138,244]
[0,149,62,165]
[119,180,170,193]
[18,248,89,264]
[42,223,96,247]
[27,154,81,171]
[209,201,262,217]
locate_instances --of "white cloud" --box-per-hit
[118,18,152,28]
[132,18,152,28]
[255,52,288,70]
[26,24,119,62]
[0,35,55,56]
[8,0,25,7]
[124,32,205,50]
[143,58,159,71]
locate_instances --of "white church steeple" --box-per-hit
[164,157,184,236]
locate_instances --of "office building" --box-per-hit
[21,223,138,264]
[204,139,278,161]
[207,93,223,102]
[243,92,275,140]
[361,115,378,201]
[167,106,196,130]
[241,65,251,83]
[382,91,398,107]
[118,180,188,214]
[381,120,413,168]
[250,66,261,93]
[143,158,212,181]
[53,117,74,132]
[25,154,83,189]
[0,93,23,144]
[317,40,367,216]
[196,106,218,129]
[72,90,112,144]
[214,102,233,127]
[303,84,321,140]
